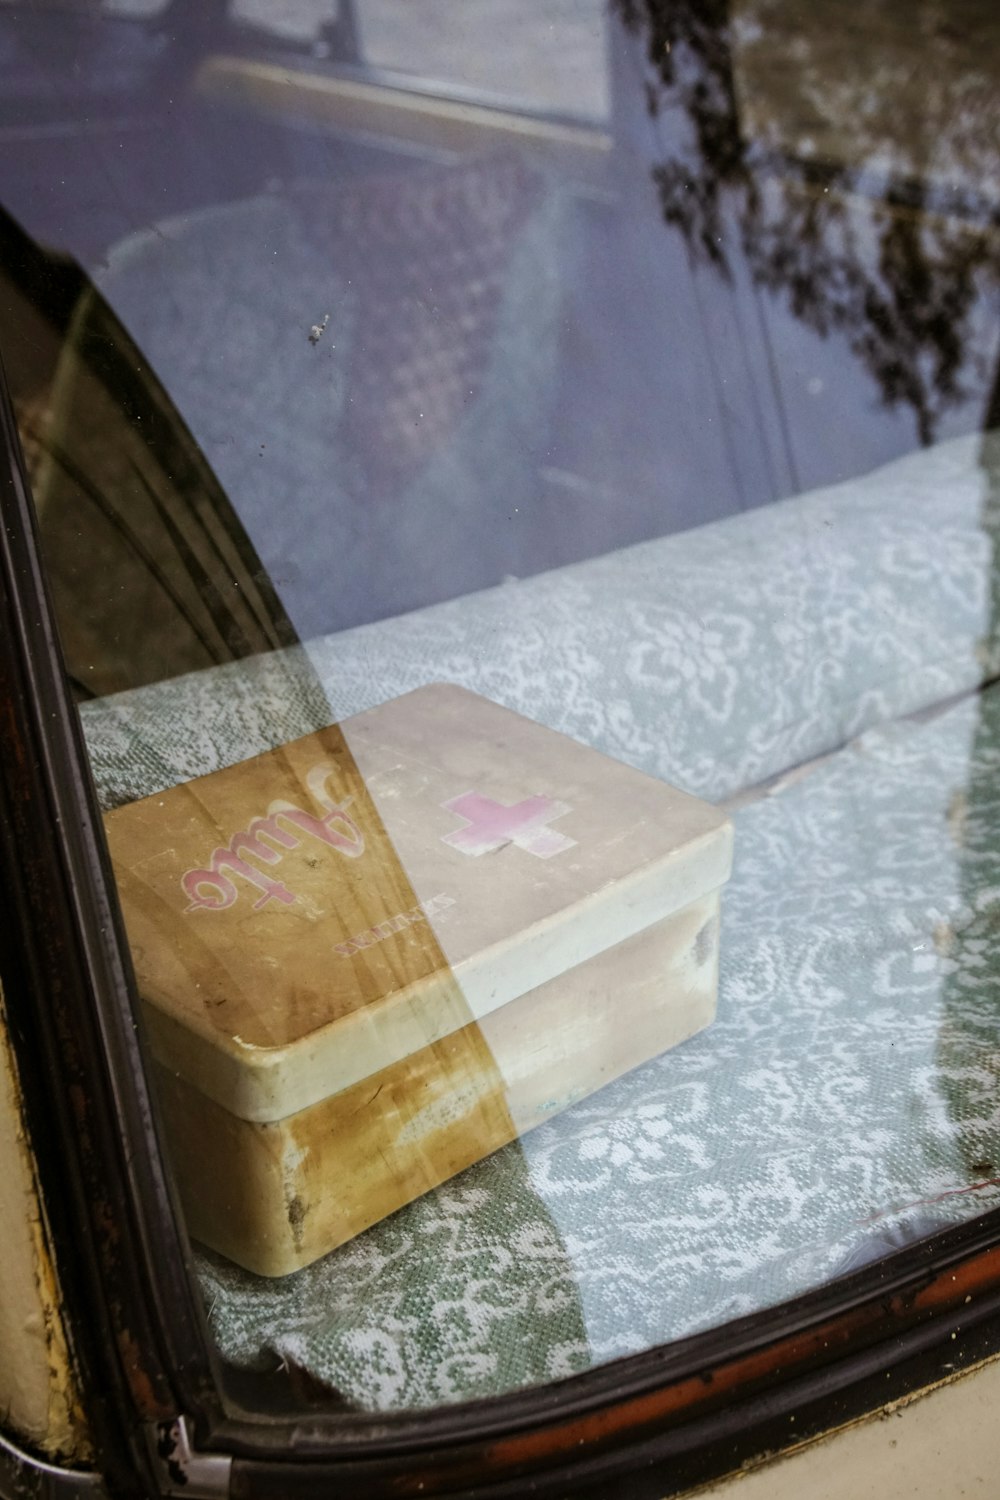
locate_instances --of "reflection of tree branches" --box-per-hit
[613,0,1000,443]
[617,0,757,268]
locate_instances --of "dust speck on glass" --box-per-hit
[2,0,1000,1414]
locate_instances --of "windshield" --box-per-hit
[2,0,1000,1418]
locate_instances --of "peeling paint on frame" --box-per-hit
[0,986,90,1462]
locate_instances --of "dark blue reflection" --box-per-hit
[0,0,997,646]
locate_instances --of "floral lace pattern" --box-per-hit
[80,434,1000,1409]
[83,435,997,811]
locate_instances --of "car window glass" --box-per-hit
[2,0,1000,1419]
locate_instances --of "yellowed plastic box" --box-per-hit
[104,684,732,1276]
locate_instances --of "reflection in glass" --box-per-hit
[3,0,1000,1417]
[617,0,1000,455]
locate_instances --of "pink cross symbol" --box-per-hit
[440,791,576,859]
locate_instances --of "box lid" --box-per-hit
[104,684,732,1122]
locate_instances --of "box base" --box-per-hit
[154,890,721,1276]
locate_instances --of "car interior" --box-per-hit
[3,0,1000,1445]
